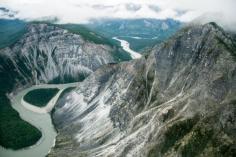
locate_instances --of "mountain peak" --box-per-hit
[159,22,235,58]
[203,21,221,30]
[48,22,236,157]
[187,22,233,42]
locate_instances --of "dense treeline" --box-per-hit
[24,88,59,107]
[0,51,42,149]
[0,94,42,149]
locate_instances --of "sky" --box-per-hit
[0,0,236,31]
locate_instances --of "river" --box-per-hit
[0,83,78,157]
[0,39,139,157]
[112,37,142,59]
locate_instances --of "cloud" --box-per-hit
[0,6,17,19]
[148,5,161,13]
[125,3,142,12]
[0,0,236,31]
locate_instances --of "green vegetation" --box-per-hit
[216,36,236,60]
[180,109,235,157]
[58,24,132,61]
[0,19,27,49]
[31,21,132,61]
[24,88,59,107]
[0,56,42,149]
[181,125,213,157]
[14,20,132,62]
[148,116,199,157]
[30,21,113,46]
[48,73,87,84]
[59,24,115,47]
[112,47,132,62]
[0,94,42,149]
[119,37,160,52]
[161,116,199,154]
[0,19,129,150]
[86,18,182,52]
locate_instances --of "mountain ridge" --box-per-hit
[0,22,131,90]
[0,22,130,150]
[49,22,236,157]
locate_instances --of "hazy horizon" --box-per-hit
[0,0,236,31]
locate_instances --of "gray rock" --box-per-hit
[50,23,236,157]
[0,23,118,90]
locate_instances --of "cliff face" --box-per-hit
[0,23,123,91]
[0,22,131,150]
[49,23,236,157]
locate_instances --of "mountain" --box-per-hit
[86,18,182,52]
[0,21,131,89]
[0,21,131,149]
[49,23,236,157]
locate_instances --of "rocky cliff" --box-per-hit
[0,21,133,150]
[0,23,129,91]
[49,23,236,157]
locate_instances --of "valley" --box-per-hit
[0,24,140,156]
[112,37,142,59]
[0,18,235,157]
[0,21,131,154]
[0,83,78,157]
[86,19,182,52]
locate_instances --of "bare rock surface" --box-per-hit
[49,23,236,157]
[0,23,119,90]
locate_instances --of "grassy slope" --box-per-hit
[23,88,59,107]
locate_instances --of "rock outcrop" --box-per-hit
[0,23,126,91]
[0,22,130,150]
[49,23,236,157]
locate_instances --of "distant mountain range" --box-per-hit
[86,18,182,52]
[0,17,182,53]
[0,17,235,157]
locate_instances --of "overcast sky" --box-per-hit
[0,0,236,30]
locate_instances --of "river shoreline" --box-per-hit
[0,38,138,157]
[112,37,142,59]
[0,83,78,157]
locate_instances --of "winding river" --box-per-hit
[0,83,78,157]
[113,37,142,59]
[0,39,139,157]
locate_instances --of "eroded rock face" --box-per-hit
[50,23,236,157]
[0,23,116,90]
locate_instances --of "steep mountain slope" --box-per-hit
[49,23,236,157]
[0,22,130,149]
[86,18,182,52]
[0,22,131,89]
